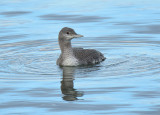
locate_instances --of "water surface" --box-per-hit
[0,0,160,114]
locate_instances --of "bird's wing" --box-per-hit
[73,48,106,65]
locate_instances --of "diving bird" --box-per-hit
[57,27,106,66]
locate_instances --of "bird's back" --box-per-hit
[73,48,106,65]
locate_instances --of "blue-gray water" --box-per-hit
[0,0,160,114]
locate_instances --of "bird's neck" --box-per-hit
[59,39,74,58]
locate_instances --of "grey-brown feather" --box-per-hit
[56,54,62,65]
[56,27,106,66]
[57,48,106,66]
[73,48,106,65]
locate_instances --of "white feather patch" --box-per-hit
[62,56,79,66]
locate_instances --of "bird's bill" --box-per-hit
[73,34,83,38]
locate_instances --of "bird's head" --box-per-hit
[59,27,83,41]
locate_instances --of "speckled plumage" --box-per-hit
[73,48,105,65]
[57,27,106,66]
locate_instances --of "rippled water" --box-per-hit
[0,0,160,114]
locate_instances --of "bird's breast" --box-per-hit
[62,56,79,66]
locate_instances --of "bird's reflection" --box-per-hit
[61,67,83,101]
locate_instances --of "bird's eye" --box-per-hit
[66,32,70,34]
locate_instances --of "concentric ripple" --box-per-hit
[0,39,159,78]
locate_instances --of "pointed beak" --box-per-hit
[73,34,83,38]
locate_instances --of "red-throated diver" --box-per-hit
[56,27,106,66]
